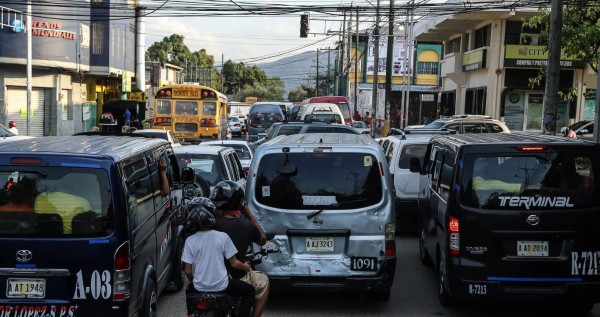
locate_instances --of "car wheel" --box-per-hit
[438,255,453,306]
[419,221,432,267]
[193,174,211,198]
[141,279,158,317]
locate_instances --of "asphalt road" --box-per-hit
[158,232,600,317]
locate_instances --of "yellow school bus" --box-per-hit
[153,84,228,142]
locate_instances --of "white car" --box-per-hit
[228,116,243,137]
[200,140,255,173]
[0,123,35,143]
[352,121,371,135]
[132,129,182,147]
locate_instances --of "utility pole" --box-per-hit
[371,0,381,137]
[26,0,32,136]
[316,49,320,96]
[384,0,395,126]
[327,47,331,95]
[221,54,224,92]
[355,6,359,115]
[542,0,563,135]
[339,10,346,96]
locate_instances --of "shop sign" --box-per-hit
[122,71,132,93]
[462,49,487,72]
[30,21,77,40]
[504,45,584,69]
[128,92,145,101]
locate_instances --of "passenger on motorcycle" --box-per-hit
[182,197,255,317]
[212,181,270,317]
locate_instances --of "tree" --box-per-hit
[236,77,286,101]
[145,34,215,69]
[525,2,600,74]
[288,85,316,102]
[222,60,269,94]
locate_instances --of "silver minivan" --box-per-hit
[246,133,396,300]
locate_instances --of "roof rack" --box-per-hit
[388,128,457,139]
[450,114,494,119]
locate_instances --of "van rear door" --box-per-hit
[456,145,600,284]
[0,163,118,316]
[251,148,392,279]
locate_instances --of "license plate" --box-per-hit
[517,241,549,256]
[306,237,334,252]
[6,278,45,299]
[350,257,377,271]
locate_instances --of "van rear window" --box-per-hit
[255,152,383,210]
[460,152,598,209]
[399,144,427,169]
[0,168,112,237]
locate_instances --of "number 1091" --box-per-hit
[350,257,377,271]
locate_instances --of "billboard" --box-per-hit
[366,37,407,76]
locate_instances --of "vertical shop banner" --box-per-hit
[526,94,543,131]
[584,89,596,120]
[504,92,525,131]
[366,38,406,76]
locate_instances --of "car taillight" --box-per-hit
[448,217,460,256]
[243,167,249,175]
[234,124,240,127]
[113,241,131,301]
[385,223,396,256]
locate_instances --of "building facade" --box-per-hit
[413,0,597,132]
[0,0,139,136]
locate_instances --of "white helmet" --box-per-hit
[560,127,568,136]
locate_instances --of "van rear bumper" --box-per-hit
[447,269,600,303]
[268,257,396,291]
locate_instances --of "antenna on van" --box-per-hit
[319,138,323,144]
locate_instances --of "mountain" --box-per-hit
[257,49,338,95]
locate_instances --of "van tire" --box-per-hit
[142,278,158,317]
[166,237,185,292]
[438,256,453,306]
[364,289,390,302]
[419,222,432,266]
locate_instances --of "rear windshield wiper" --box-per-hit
[305,199,368,220]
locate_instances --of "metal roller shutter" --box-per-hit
[6,87,46,137]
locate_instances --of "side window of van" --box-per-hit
[438,154,456,201]
[386,143,396,163]
[382,140,390,154]
[123,157,154,227]
[231,152,245,180]
[431,151,443,191]
[225,153,240,181]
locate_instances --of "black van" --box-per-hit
[412,133,600,310]
[247,102,284,142]
[0,135,192,317]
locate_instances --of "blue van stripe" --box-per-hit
[89,239,109,244]
[15,264,36,268]
[487,277,582,282]
[454,184,460,192]
[61,163,101,168]
[458,160,463,169]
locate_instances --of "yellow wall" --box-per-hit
[415,50,440,86]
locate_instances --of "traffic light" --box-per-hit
[300,14,309,38]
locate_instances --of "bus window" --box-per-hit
[203,102,217,116]
[175,101,198,115]
[157,100,171,115]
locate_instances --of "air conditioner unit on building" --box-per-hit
[520,33,539,45]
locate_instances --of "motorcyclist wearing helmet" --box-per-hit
[561,126,577,139]
[182,197,255,317]
[7,121,18,136]
[212,181,269,317]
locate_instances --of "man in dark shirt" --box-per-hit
[212,180,269,317]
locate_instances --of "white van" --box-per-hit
[246,133,396,300]
[298,103,345,125]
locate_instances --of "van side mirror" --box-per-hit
[409,157,422,174]
[181,167,195,184]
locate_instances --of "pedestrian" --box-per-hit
[123,108,132,126]
[422,115,431,125]
[394,108,402,128]
[353,110,362,122]
[7,121,18,135]
[364,111,373,129]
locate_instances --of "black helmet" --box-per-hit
[210,180,244,211]
[185,197,217,233]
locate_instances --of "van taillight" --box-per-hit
[385,223,396,256]
[448,217,460,256]
[113,241,131,301]
[194,298,215,310]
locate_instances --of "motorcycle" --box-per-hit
[186,237,278,317]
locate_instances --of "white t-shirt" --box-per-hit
[181,230,238,292]
[8,127,18,136]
